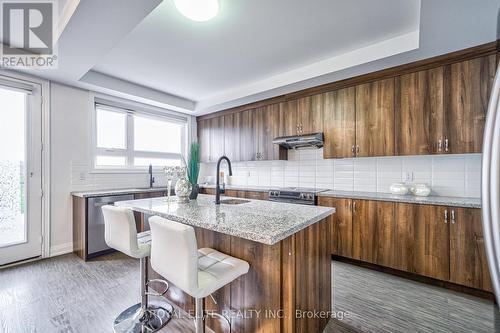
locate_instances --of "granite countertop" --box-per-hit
[317,190,481,208]
[114,194,335,245]
[71,187,169,198]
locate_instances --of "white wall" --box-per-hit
[199,149,481,198]
[49,82,195,255]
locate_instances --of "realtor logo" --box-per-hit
[1,1,57,68]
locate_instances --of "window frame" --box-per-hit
[91,98,188,173]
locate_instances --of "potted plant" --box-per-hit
[187,142,200,199]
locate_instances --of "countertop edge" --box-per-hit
[317,192,481,209]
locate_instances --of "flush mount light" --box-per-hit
[174,0,219,22]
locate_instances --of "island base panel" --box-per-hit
[144,216,331,333]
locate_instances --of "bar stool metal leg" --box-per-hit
[195,298,205,333]
[113,257,174,333]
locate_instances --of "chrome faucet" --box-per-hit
[148,164,155,188]
[215,156,232,205]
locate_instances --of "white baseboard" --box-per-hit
[49,242,73,257]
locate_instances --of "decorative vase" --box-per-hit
[189,184,199,200]
[175,176,192,203]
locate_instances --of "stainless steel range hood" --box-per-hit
[273,133,324,150]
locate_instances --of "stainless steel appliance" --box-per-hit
[273,133,324,149]
[482,62,500,307]
[87,194,134,258]
[268,187,328,205]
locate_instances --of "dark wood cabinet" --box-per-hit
[240,108,258,161]
[444,55,496,154]
[209,116,225,162]
[280,99,299,136]
[352,200,395,266]
[197,119,211,163]
[223,112,241,162]
[318,197,353,258]
[395,204,449,281]
[355,78,395,157]
[256,104,281,160]
[297,95,323,134]
[323,88,356,159]
[450,208,492,291]
[395,67,444,155]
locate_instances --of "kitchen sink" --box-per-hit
[220,198,250,205]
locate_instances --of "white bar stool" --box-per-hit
[102,205,174,333]
[149,216,250,333]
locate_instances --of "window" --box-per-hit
[93,103,186,170]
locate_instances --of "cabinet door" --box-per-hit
[352,200,377,263]
[355,78,395,157]
[280,100,298,136]
[297,95,323,134]
[323,88,356,159]
[318,197,353,258]
[396,204,449,280]
[209,116,225,162]
[224,112,241,162]
[256,104,281,160]
[450,208,492,291]
[395,67,444,155]
[445,55,496,153]
[240,109,258,161]
[197,119,211,163]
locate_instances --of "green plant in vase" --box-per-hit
[187,142,200,199]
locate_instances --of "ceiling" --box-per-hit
[4,0,500,115]
[92,0,420,101]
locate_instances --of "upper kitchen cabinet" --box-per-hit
[209,116,225,161]
[395,67,444,155]
[256,104,281,160]
[240,108,258,161]
[298,95,323,134]
[224,112,242,162]
[323,87,356,159]
[198,116,225,163]
[198,119,211,163]
[280,99,299,136]
[444,55,496,154]
[355,78,395,157]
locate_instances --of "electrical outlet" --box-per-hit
[404,172,413,182]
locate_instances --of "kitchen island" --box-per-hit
[115,194,335,333]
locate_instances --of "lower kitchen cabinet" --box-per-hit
[395,204,449,281]
[450,208,492,292]
[352,200,395,267]
[318,197,352,257]
[201,188,268,200]
[319,197,491,292]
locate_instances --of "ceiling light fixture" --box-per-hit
[174,0,219,22]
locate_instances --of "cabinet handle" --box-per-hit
[351,145,356,156]
[438,139,442,152]
[444,209,448,224]
[445,139,449,152]
[353,201,357,213]
[348,201,352,211]
[356,145,360,156]
[451,210,456,224]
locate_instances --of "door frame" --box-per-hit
[0,70,50,262]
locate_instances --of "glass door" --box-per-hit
[0,81,42,265]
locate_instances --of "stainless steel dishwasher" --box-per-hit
[87,194,134,258]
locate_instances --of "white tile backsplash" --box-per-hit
[198,150,482,198]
